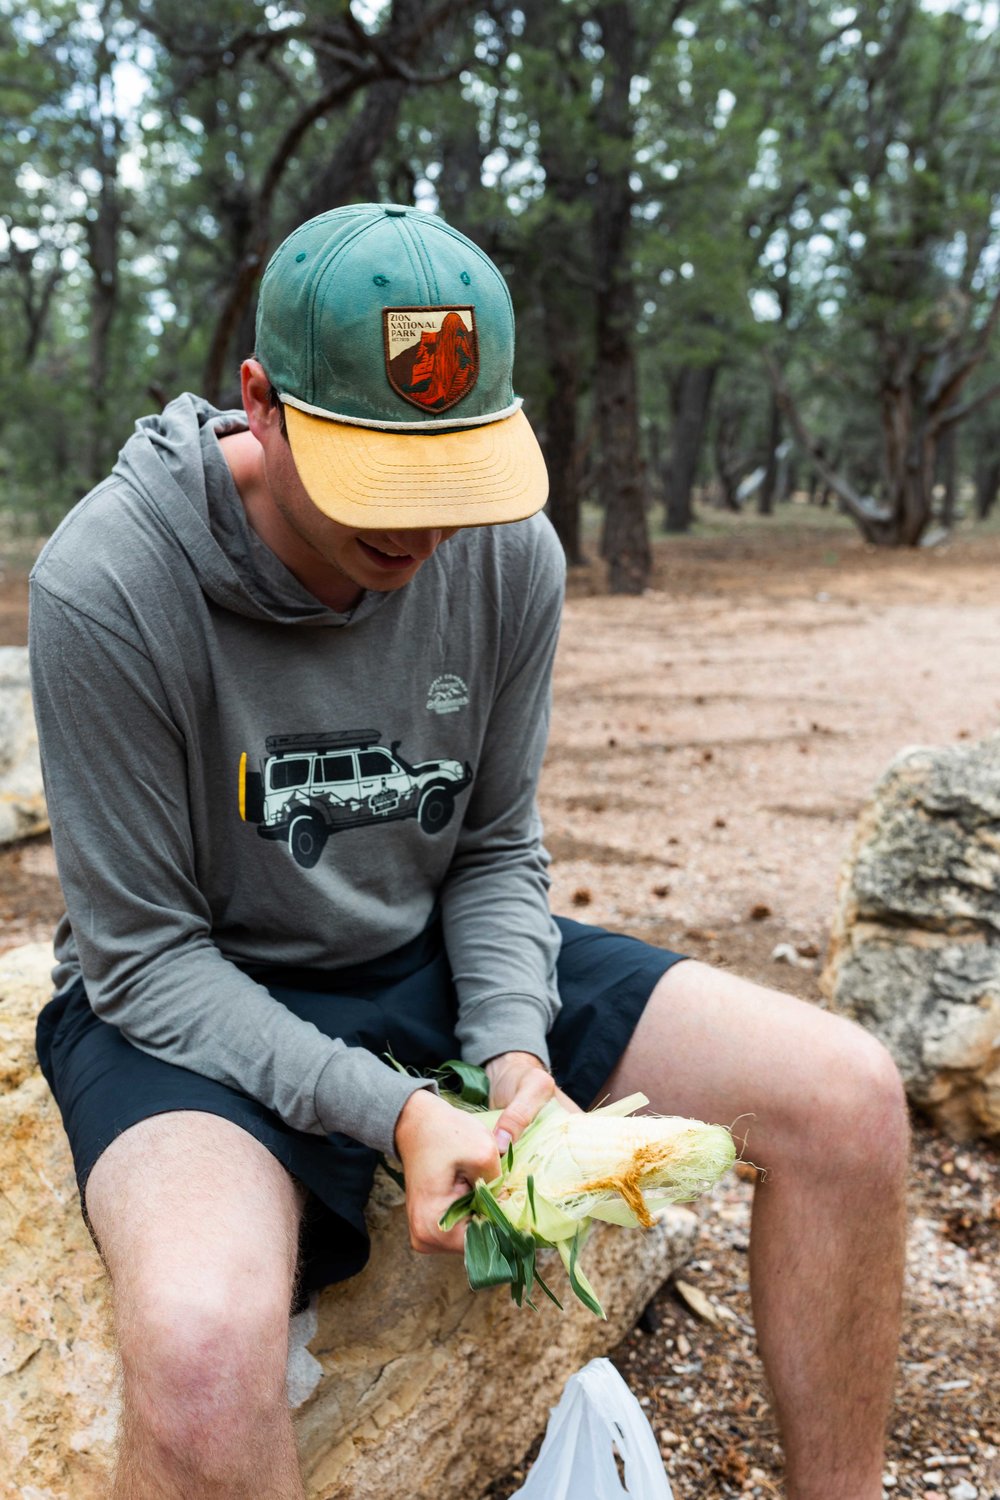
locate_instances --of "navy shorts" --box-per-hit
[35,916,686,1306]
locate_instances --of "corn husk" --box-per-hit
[432,1063,736,1318]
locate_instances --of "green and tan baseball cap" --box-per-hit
[254,203,548,529]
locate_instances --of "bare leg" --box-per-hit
[601,961,909,1500]
[85,1111,307,1500]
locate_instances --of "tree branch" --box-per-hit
[197,0,479,401]
[257,65,377,207]
[925,278,1000,414]
[201,62,376,401]
[766,358,893,525]
[938,378,1000,431]
[131,16,306,66]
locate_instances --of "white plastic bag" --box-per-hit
[511,1357,674,1500]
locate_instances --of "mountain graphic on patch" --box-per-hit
[426,673,470,714]
[384,306,478,413]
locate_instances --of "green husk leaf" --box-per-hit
[532,1260,564,1310]
[467,1180,544,1309]
[472,1182,535,1258]
[511,1236,535,1308]
[435,1059,491,1108]
[558,1229,606,1320]
[438,1190,475,1230]
[464,1220,517,1289]
[520,1174,585,1244]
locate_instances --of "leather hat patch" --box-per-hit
[383,306,478,413]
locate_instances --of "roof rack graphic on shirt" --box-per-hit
[237,729,474,869]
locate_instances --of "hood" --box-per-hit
[111,392,389,627]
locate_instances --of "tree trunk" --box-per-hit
[975,457,1000,519]
[713,398,746,511]
[543,338,585,566]
[783,455,798,503]
[665,363,717,532]
[85,7,123,483]
[593,0,649,595]
[11,248,62,367]
[429,92,487,230]
[518,0,595,567]
[880,381,935,544]
[936,425,957,527]
[756,393,782,515]
[870,281,1000,544]
[807,444,837,505]
[597,286,649,592]
[716,469,742,512]
[774,354,935,545]
[647,420,663,507]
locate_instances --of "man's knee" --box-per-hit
[767,1010,910,1186]
[118,1271,293,1463]
[821,1019,910,1174]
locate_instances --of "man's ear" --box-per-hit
[241,359,277,441]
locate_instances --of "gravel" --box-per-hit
[481,1123,1000,1500]
[482,520,1000,1500]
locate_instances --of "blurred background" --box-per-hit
[2,0,1000,586]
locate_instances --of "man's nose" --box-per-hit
[390,529,446,560]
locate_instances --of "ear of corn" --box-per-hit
[421,1060,737,1318]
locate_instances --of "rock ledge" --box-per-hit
[0,942,697,1499]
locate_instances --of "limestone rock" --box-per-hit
[0,943,698,1499]
[0,647,47,845]
[823,736,1000,1139]
[0,943,116,1500]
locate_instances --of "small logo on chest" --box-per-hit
[426,674,470,715]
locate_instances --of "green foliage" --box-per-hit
[1,0,999,539]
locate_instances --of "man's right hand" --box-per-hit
[393,1088,502,1255]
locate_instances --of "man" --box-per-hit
[30,203,908,1500]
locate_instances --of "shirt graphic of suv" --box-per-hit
[238,729,473,868]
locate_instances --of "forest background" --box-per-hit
[3,0,1000,592]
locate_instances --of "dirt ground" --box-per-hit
[2,510,998,1498]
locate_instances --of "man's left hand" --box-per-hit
[484,1051,583,1156]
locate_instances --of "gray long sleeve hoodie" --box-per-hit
[29,395,565,1154]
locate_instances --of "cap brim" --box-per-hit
[284,404,549,529]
